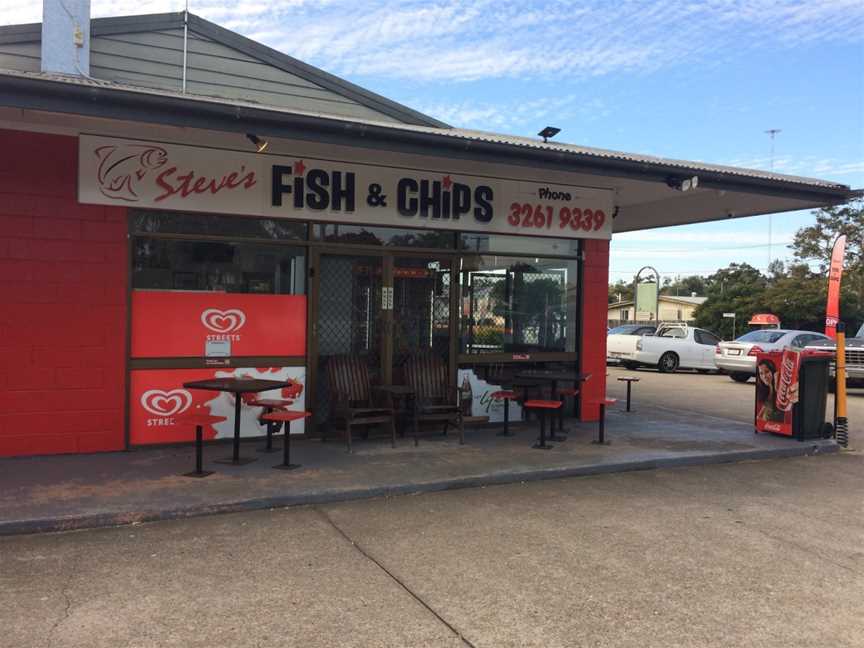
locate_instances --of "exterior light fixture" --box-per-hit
[538,126,561,143]
[246,133,269,153]
[666,175,699,192]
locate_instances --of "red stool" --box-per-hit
[523,400,563,449]
[591,398,617,445]
[243,395,294,453]
[490,390,517,437]
[259,410,311,470]
[178,412,220,478]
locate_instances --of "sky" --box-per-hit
[4,0,863,285]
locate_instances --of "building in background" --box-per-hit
[608,295,707,327]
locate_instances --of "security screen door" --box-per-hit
[314,252,453,424]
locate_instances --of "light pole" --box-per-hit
[765,128,781,266]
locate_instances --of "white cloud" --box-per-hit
[4,1,862,83]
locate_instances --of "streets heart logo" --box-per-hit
[201,308,246,341]
[141,389,193,426]
[94,144,168,202]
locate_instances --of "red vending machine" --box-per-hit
[754,348,833,439]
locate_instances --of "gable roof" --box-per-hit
[0,12,447,128]
[609,296,708,308]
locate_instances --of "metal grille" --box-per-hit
[463,268,567,353]
[393,259,451,379]
[846,349,864,367]
[316,255,383,423]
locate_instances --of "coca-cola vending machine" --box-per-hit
[754,348,833,439]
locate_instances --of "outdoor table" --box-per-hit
[183,378,293,465]
[515,370,591,438]
[374,385,416,437]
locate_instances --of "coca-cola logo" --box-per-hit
[95,144,168,202]
[141,389,193,417]
[201,309,246,333]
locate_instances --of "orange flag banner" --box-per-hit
[824,234,846,339]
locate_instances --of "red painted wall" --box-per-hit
[579,238,609,421]
[0,129,128,457]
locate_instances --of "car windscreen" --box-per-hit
[857,323,864,338]
[736,330,786,343]
[609,325,644,335]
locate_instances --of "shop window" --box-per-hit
[459,233,578,256]
[133,238,306,294]
[131,210,307,240]
[460,255,578,355]
[316,223,456,248]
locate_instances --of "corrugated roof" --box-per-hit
[0,67,853,193]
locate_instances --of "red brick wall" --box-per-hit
[579,238,609,421]
[0,129,128,457]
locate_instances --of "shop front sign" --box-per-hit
[79,134,614,240]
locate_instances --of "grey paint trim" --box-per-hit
[1,74,856,206]
[0,12,448,128]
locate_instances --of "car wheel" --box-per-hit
[657,352,679,373]
[730,373,751,383]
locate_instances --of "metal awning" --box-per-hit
[0,68,857,233]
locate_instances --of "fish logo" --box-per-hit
[201,308,246,333]
[141,389,193,417]
[94,144,168,201]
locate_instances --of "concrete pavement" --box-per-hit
[606,365,863,441]
[3,453,862,648]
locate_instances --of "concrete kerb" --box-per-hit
[0,441,838,537]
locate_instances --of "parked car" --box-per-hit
[607,324,657,364]
[610,323,720,372]
[714,329,832,382]
[805,322,864,389]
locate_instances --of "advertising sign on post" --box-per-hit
[78,135,614,240]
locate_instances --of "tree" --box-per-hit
[660,275,707,297]
[694,263,767,339]
[761,263,826,330]
[608,279,633,304]
[790,199,864,329]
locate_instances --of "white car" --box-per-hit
[607,324,657,364]
[714,329,832,382]
[610,323,721,373]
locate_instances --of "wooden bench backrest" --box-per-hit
[327,355,371,403]
[403,353,449,400]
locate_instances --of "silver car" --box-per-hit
[714,329,832,382]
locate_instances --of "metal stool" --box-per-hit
[556,386,580,434]
[178,412,219,478]
[616,377,639,412]
[591,398,617,445]
[490,390,517,436]
[248,397,294,452]
[259,410,311,470]
[523,400,563,449]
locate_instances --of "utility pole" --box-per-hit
[765,129,781,266]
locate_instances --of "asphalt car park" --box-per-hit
[606,365,863,442]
